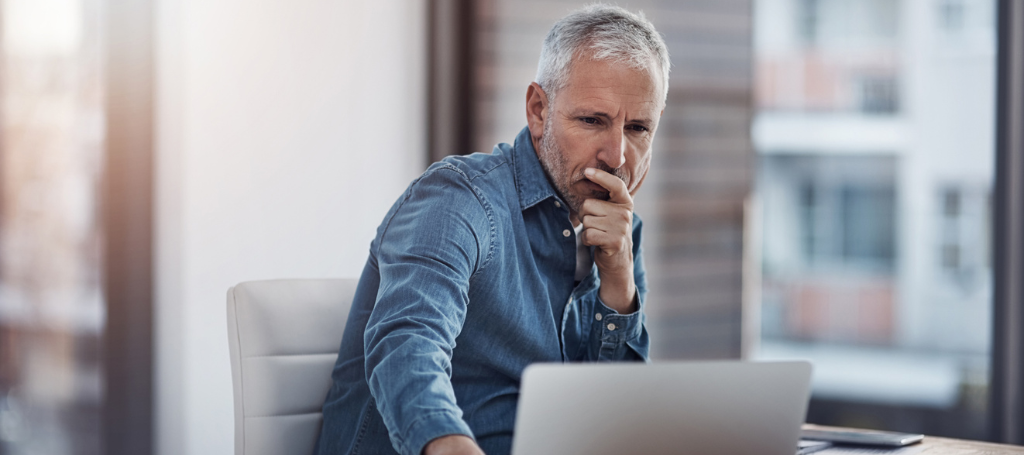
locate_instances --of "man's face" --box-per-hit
[533,56,664,216]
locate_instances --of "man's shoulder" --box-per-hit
[431,144,511,183]
[396,144,516,213]
[411,145,517,204]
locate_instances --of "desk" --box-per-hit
[914,436,1024,454]
[805,425,1024,454]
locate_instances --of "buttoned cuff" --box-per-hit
[593,291,645,360]
[595,296,643,342]
[399,410,474,455]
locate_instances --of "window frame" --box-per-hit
[102,0,154,453]
[989,0,1024,445]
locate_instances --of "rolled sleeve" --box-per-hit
[400,411,476,455]
[363,166,493,455]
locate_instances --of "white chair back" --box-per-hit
[226,279,357,455]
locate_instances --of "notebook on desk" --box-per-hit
[511,360,813,455]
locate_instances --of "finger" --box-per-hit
[579,198,633,224]
[579,225,606,248]
[580,227,631,256]
[578,201,631,231]
[579,209,632,242]
[580,221,630,247]
[584,168,631,205]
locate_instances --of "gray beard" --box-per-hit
[536,116,628,215]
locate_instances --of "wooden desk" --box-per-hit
[804,425,1024,454]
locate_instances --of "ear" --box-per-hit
[525,82,550,140]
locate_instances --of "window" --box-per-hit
[937,186,991,292]
[940,0,966,31]
[0,0,106,453]
[755,0,995,439]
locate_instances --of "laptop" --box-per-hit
[511,360,813,455]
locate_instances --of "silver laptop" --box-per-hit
[511,360,812,455]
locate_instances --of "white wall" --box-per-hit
[155,1,426,454]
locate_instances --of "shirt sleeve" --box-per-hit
[362,165,493,455]
[585,215,650,361]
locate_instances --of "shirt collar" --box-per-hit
[511,126,561,211]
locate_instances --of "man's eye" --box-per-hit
[581,117,598,125]
[629,125,649,133]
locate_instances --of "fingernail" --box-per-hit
[584,168,595,176]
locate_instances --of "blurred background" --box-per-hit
[0,0,1013,454]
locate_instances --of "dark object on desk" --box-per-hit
[802,424,1024,454]
[801,427,924,447]
[798,439,833,454]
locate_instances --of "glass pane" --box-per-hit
[754,0,995,439]
[0,0,105,453]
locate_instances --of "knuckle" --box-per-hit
[581,199,596,213]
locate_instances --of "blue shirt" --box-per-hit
[315,126,650,455]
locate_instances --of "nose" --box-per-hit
[597,128,627,169]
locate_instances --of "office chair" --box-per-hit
[226,278,357,455]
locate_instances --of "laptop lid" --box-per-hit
[511,360,812,455]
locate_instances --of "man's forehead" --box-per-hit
[561,85,664,119]
[560,57,664,109]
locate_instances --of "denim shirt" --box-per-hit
[315,126,649,455]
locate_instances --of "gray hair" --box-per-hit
[535,4,671,104]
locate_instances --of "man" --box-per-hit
[316,5,669,455]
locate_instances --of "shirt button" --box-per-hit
[554,201,561,208]
[607,323,616,331]
[595,313,603,321]
[562,229,571,238]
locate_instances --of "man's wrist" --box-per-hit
[598,280,637,314]
[422,435,484,455]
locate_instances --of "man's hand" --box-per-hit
[578,167,637,314]
[423,435,485,455]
